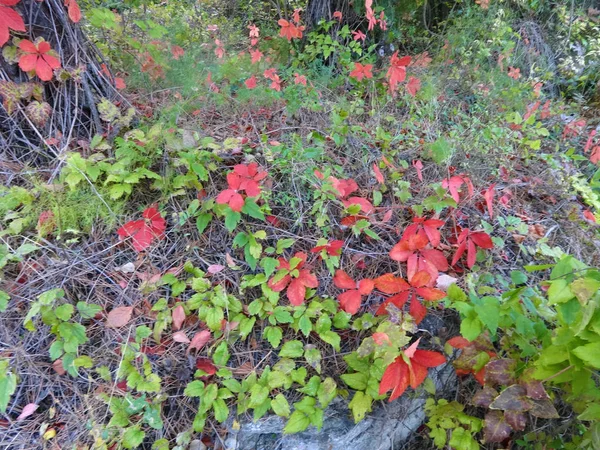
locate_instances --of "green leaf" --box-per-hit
[213,342,230,366]
[271,393,291,417]
[0,291,9,312]
[547,279,575,304]
[184,380,205,397]
[264,326,283,348]
[242,198,265,220]
[279,340,304,358]
[55,304,74,321]
[349,391,372,423]
[76,302,102,319]
[318,330,341,351]
[0,362,17,413]
[317,377,337,408]
[283,410,311,434]
[213,398,229,423]
[276,238,296,254]
[473,297,500,335]
[224,209,241,232]
[447,284,467,302]
[122,426,145,449]
[460,316,483,341]
[510,271,528,285]
[261,257,279,278]
[249,384,270,408]
[196,213,212,234]
[341,372,368,391]
[570,277,600,305]
[573,343,600,369]
[298,315,312,337]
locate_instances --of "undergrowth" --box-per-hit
[1,1,600,450]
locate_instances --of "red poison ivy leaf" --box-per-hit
[379,339,445,401]
[117,205,166,252]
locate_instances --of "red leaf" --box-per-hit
[350,62,373,81]
[195,358,217,375]
[65,0,81,23]
[0,5,25,47]
[372,332,391,345]
[409,298,427,323]
[413,160,423,181]
[188,330,211,352]
[245,75,257,89]
[483,184,495,218]
[115,77,126,90]
[343,197,374,214]
[415,287,446,301]
[470,231,493,249]
[171,45,184,59]
[467,239,477,268]
[172,331,190,343]
[228,192,245,212]
[106,306,133,328]
[379,358,410,401]
[447,336,470,349]
[333,269,356,289]
[374,273,409,294]
[386,52,411,94]
[372,163,384,184]
[287,278,307,306]
[357,278,374,295]
[406,76,421,97]
[172,305,186,330]
[411,349,446,368]
[408,360,429,388]
[17,403,39,421]
[338,289,362,314]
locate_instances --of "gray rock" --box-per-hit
[189,439,206,450]
[228,363,456,450]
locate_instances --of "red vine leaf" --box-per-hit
[18,40,61,82]
[0,0,25,48]
[64,0,81,23]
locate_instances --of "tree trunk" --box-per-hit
[0,0,124,167]
[305,0,352,29]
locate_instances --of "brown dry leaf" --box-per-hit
[106,306,133,328]
[172,305,186,330]
[528,224,545,240]
[52,359,66,375]
[512,234,526,244]
[232,361,254,376]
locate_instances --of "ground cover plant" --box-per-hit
[1,0,600,449]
